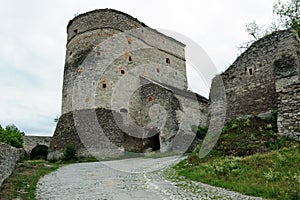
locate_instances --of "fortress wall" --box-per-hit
[62,9,186,115]
[67,9,145,42]
[48,108,126,160]
[275,38,300,140]
[220,30,299,120]
[22,136,51,155]
[277,82,300,140]
[50,9,207,158]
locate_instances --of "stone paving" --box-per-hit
[36,156,264,200]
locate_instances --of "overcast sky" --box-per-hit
[0,0,278,136]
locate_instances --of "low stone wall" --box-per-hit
[0,143,24,188]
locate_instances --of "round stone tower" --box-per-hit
[48,9,206,160]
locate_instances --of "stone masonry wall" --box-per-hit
[52,9,208,157]
[48,108,125,160]
[62,9,186,115]
[220,30,300,121]
[277,82,300,140]
[22,136,52,155]
[0,143,24,188]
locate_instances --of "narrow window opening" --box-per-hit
[69,51,72,56]
[129,56,132,62]
[166,58,170,64]
[148,96,153,102]
[102,83,107,88]
[156,68,160,73]
[121,69,125,74]
[74,29,78,34]
[249,68,253,75]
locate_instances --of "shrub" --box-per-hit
[0,124,24,148]
[63,144,76,161]
[191,125,208,139]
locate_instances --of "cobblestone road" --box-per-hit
[36,156,263,200]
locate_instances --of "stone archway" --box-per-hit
[30,145,49,160]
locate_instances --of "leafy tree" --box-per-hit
[0,124,24,148]
[239,0,300,51]
[273,0,300,35]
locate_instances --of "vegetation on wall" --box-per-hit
[191,125,208,140]
[213,111,292,156]
[174,112,300,199]
[63,144,77,161]
[0,124,24,148]
[239,0,300,51]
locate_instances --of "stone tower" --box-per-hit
[48,9,208,160]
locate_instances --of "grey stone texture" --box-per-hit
[212,29,300,140]
[49,9,208,159]
[22,136,52,155]
[0,143,24,188]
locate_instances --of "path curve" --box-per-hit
[36,156,263,200]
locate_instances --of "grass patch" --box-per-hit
[0,160,62,200]
[174,113,300,199]
[214,113,296,156]
[175,146,300,199]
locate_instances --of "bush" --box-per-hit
[63,144,76,161]
[191,125,208,139]
[0,124,24,148]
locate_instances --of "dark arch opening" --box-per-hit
[30,145,48,160]
[151,132,160,151]
[120,108,128,113]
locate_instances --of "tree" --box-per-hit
[0,124,24,148]
[239,0,300,51]
[274,0,300,35]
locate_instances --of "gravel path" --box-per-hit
[36,156,264,200]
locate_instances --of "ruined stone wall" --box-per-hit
[274,43,300,140]
[22,136,52,155]
[220,30,300,120]
[0,143,24,188]
[62,9,186,114]
[277,82,300,140]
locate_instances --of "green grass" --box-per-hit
[174,114,300,199]
[174,145,300,199]
[0,160,62,200]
